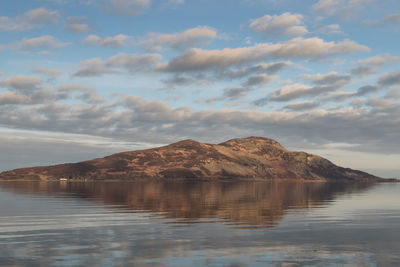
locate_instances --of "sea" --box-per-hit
[0,180,399,266]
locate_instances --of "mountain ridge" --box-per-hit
[0,137,392,182]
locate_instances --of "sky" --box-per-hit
[0,0,399,177]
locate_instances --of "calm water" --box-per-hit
[0,181,399,266]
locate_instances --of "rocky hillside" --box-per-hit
[0,137,386,181]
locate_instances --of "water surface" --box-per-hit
[0,181,399,266]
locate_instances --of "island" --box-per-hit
[0,137,393,182]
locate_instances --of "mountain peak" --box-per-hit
[0,136,385,182]
[219,136,286,150]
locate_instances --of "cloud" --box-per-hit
[83,34,130,47]
[283,101,319,111]
[219,61,291,79]
[250,12,308,36]
[57,84,104,104]
[104,0,151,16]
[386,87,400,99]
[66,17,92,33]
[269,83,313,101]
[73,58,123,77]
[243,74,277,87]
[33,68,63,77]
[302,72,351,86]
[0,7,59,31]
[322,85,380,101]
[0,75,43,91]
[107,53,163,71]
[1,90,399,156]
[312,0,374,20]
[384,13,400,24]
[73,53,162,76]
[351,54,400,77]
[160,37,369,73]
[317,24,344,35]
[378,70,400,86]
[203,87,253,103]
[0,92,31,105]
[16,35,70,53]
[140,26,218,51]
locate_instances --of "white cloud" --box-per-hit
[83,34,130,47]
[140,26,218,51]
[249,12,308,36]
[0,7,59,31]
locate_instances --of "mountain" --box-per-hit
[0,137,388,181]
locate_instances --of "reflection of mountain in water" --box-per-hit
[0,181,375,227]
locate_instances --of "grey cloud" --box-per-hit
[302,72,351,86]
[378,70,400,86]
[269,83,339,102]
[202,87,252,104]
[0,75,43,91]
[18,35,70,52]
[283,101,319,111]
[221,62,291,79]
[161,74,209,89]
[351,54,400,77]
[103,0,184,16]
[223,87,252,100]
[57,84,104,104]
[253,96,269,107]
[104,0,151,16]
[140,26,218,51]
[0,92,31,105]
[160,37,369,73]
[313,0,375,20]
[321,85,380,101]
[249,12,308,36]
[33,68,63,77]
[243,74,277,87]
[107,53,163,71]
[385,13,400,24]
[66,17,92,33]
[356,85,379,96]
[73,58,123,77]
[386,87,400,99]
[83,34,130,47]
[1,92,400,154]
[0,7,59,31]
[317,24,344,35]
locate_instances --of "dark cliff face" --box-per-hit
[0,137,383,181]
